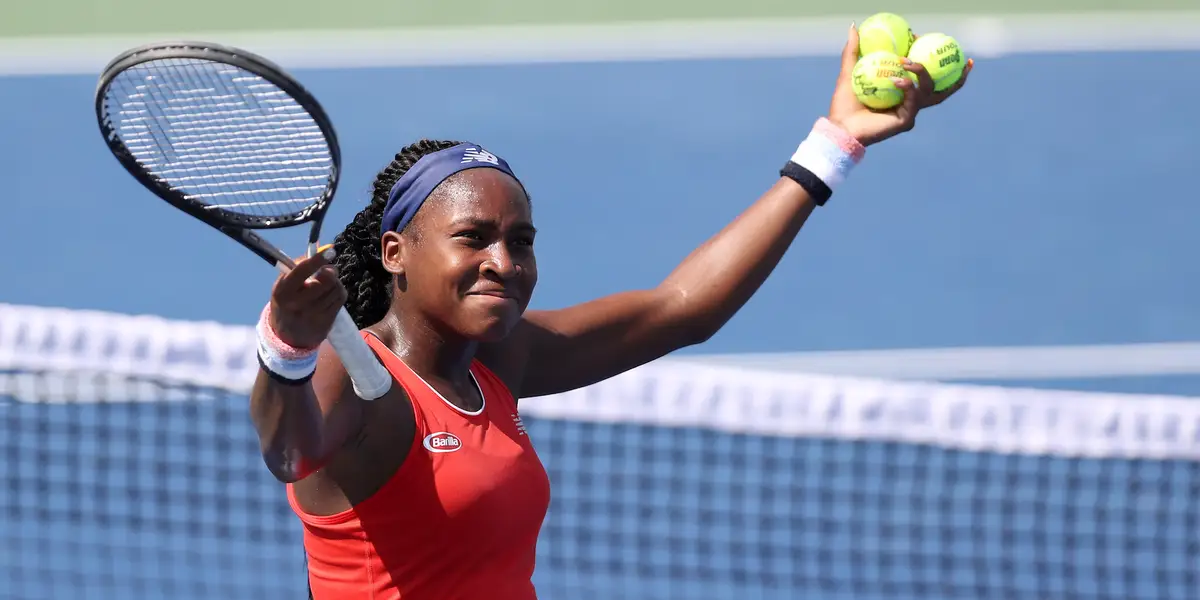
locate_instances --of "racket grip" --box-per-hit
[326,308,393,401]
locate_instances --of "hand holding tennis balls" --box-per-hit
[827,22,971,146]
[850,13,971,112]
[852,51,917,110]
[907,33,965,91]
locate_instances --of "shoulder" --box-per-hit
[306,336,418,484]
[309,334,413,446]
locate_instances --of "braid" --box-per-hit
[332,139,462,328]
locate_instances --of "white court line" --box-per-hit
[1,11,1200,76]
[670,342,1200,381]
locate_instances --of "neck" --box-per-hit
[372,307,478,385]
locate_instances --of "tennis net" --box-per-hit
[2,302,1198,600]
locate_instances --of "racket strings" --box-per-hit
[103,57,334,221]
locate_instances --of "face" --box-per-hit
[381,168,537,343]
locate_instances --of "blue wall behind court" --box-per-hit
[2,52,1197,356]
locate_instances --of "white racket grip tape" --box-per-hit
[327,308,393,401]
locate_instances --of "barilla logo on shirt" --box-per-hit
[423,432,463,453]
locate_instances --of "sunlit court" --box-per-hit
[3,3,1200,599]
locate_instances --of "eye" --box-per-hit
[453,230,485,242]
[512,235,535,247]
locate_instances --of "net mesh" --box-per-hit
[101,57,334,219]
[3,303,1199,600]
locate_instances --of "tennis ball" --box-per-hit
[857,12,915,57]
[851,51,915,110]
[907,33,965,92]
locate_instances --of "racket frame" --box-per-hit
[95,41,340,264]
[94,41,392,400]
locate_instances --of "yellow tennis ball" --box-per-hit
[857,12,915,57]
[852,51,915,110]
[907,33,965,92]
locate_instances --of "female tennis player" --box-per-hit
[250,28,971,600]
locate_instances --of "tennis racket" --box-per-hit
[94,41,392,401]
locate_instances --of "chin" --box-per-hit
[470,322,515,343]
[465,312,521,343]
[455,297,525,343]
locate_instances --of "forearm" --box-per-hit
[660,177,815,341]
[657,117,865,342]
[249,373,326,483]
[512,31,968,394]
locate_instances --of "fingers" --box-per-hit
[274,264,341,309]
[925,58,974,107]
[312,263,348,308]
[308,269,350,315]
[272,244,347,314]
[891,76,921,130]
[944,58,973,96]
[839,23,860,81]
[902,60,936,99]
[276,245,334,295]
[265,245,346,349]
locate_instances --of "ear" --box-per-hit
[380,231,407,276]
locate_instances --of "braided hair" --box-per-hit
[306,140,462,599]
[331,139,463,329]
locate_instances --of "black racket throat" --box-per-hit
[226,228,319,268]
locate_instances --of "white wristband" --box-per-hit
[789,117,866,191]
[255,305,319,383]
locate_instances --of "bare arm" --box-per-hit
[511,177,815,397]
[498,26,972,399]
[248,345,365,483]
[246,249,372,483]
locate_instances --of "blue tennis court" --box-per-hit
[4,51,1198,360]
[3,50,1199,600]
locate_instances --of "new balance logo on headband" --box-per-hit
[461,147,499,165]
[382,143,522,235]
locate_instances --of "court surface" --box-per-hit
[3,49,1199,389]
[2,7,1199,600]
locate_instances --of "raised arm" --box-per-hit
[506,26,972,398]
[510,176,818,396]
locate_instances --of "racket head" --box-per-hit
[94,41,341,232]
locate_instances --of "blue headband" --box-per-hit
[380,143,521,235]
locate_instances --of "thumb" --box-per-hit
[894,76,921,129]
[277,244,336,294]
[839,23,860,80]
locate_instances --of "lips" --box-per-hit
[467,289,519,302]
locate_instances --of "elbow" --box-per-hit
[661,286,723,348]
[266,464,302,485]
[680,319,720,348]
[262,448,313,484]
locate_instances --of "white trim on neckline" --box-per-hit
[363,333,487,417]
[408,366,486,417]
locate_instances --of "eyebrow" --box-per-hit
[450,217,537,234]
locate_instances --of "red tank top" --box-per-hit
[287,333,551,599]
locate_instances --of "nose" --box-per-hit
[481,243,519,281]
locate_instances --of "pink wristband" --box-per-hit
[812,117,866,162]
[256,304,320,381]
[789,118,866,190]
